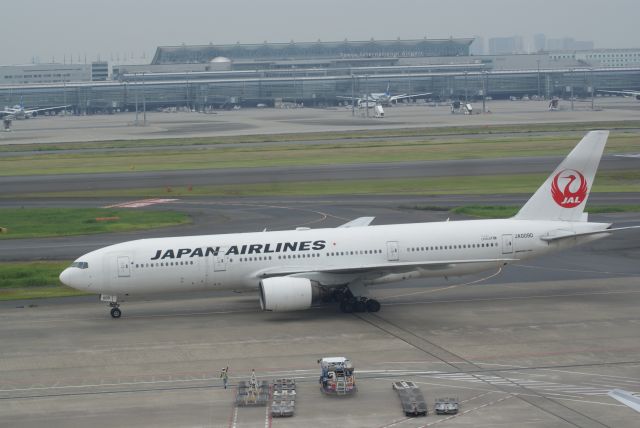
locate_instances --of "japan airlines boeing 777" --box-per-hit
[60,130,636,318]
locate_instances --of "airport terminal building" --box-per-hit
[1,38,639,113]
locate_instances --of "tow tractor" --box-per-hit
[434,397,459,415]
[318,357,356,395]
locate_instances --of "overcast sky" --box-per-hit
[2,0,638,64]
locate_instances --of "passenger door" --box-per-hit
[502,235,514,255]
[117,256,131,277]
[386,241,399,261]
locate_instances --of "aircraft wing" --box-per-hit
[257,257,515,279]
[608,389,640,413]
[23,105,71,114]
[338,217,375,228]
[388,92,432,102]
[336,96,363,103]
[598,90,640,97]
[0,108,17,117]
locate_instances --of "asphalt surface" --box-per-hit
[0,154,639,196]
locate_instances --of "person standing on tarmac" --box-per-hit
[220,366,229,389]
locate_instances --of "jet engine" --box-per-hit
[259,277,324,311]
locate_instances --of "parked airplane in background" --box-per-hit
[0,100,71,119]
[598,89,640,100]
[60,131,637,318]
[338,82,431,106]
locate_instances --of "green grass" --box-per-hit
[2,131,640,177]
[0,261,88,301]
[2,120,640,154]
[0,208,191,239]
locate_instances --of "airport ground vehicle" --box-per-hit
[392,381,428,416]
[434,397,459,415]
[318,357,356,395]
[272,378,296,417]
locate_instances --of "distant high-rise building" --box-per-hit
[470,36,485,55]
[533,33,546,52]
[489,36,524,55]
[547,37,594,51]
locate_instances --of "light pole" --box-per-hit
[569,68,574,111]
[142,72,146,125]
[351,74,355,117]
[365,74,369,118]
[134,74,139,125]
[536,59,541,99]
[482,71,487,113]
[464,72,468,102]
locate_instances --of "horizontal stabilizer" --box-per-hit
[540,226,640,242]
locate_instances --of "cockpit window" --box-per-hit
[70,261,89,269]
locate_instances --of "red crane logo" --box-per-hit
[551,169,588,208]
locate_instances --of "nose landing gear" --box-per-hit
[101,294,122,319]
[110,304,122,319]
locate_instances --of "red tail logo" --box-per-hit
[551,169,588,208]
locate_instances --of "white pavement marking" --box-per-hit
[615,154,640,159]
[231,406,238,428]
[421,394,515,427]
[102,198,178,208]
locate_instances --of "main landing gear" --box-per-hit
[339,296,381,313]
[330,287,381,313]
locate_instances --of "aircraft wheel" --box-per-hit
[366,299,381,313]
[354,299,367,313]
[110,307,122,319]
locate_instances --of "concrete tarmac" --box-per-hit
[1,275,638,427]
[1,98,639,145]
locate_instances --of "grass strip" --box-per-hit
[2,132,639,177]
[0,208,191,239]
[2,120,639,153]
[0,261,88,301]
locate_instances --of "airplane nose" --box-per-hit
[59,268,84,290]
[59,268,72,286]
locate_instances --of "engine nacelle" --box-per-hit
[259,277,321,312]
[636,95,640,101]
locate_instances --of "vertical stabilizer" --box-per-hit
[514,130,609,222]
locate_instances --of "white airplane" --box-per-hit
[338,82,431,107]
[598,90,640,100]
[0,100,71,119]
[60,130,637,318]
